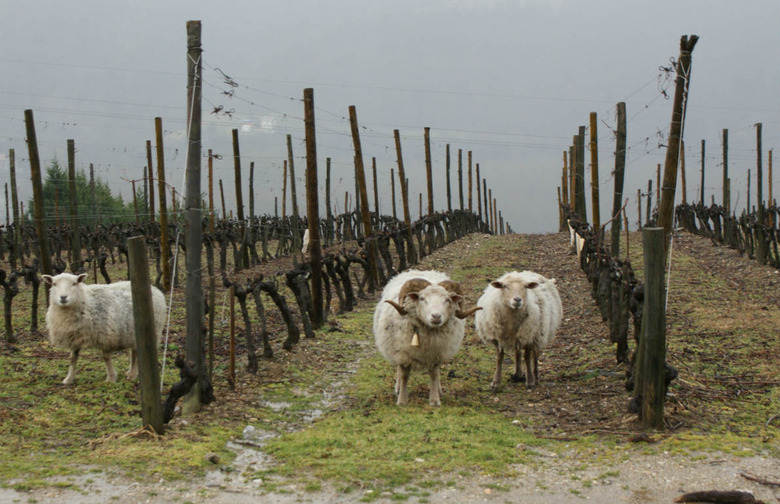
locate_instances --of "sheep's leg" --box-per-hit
[396,364,411,405]
[63,349,80,385]
[126,349,138,381]
[428,366,441,407]
[532,350,540,386]
[511,345,525,383]
[103,350,118,383]
[524,347,536,389]
[491,342,503,389]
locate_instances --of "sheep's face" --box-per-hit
[491,278,538,311]
[405,284,460,328]
[43,273,88,308]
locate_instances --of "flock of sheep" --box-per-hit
[42,266,562,408]
[374,269,562,406]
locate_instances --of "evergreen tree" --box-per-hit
[27,157,136,227]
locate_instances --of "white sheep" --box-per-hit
[373,270,480,406]
[42,273,166,385]
[475,270,562,389]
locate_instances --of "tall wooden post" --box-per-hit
[569,145,575,209]
[183,20,205,413]
[640,227,667,430]
[9,149,22,269]
[756,123,766,265]
[769,150,774,223]
[207,150,216,379]
[589,112,600,230]
[390,168,397,220]
[467,151,473,213]
[132,180,140,224]
[304,88,324,326]
[722,129,729,211]
[458,149,464,211]
[561,151,569,213]
[445,144,452,212]
[155,117,172,292]
[394,129,416,264]
[424,127,434,216]
[287,134,302,261]
[349,106,378,290]
[574,128,587,221]
[482,179,488,227]
[476,163,482,224]
[66,139,82,270]
[646,180,653,226]
[127,236,164,434]
[25,110,53,281]
[326,157,333,245]
[146,140,156,222]
[657,35,698,251]
[282,161,288,218]
[700,139,705,203]
[249,161,255,219]
[611,102,627,258]
[232,128,249,269]
[372,157,380,218]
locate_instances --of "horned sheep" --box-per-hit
[373,270,480,406]
[43,273,166,385]
[475,270,562,389]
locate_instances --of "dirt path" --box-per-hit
[3,232,779,503]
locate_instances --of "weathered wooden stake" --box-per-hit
[467,151,473,213]
[249,161,255,219]
[146,141,155,222]
[372,157,380,218]
[349,105,379,289]
[394,129,416,264]
[287,134,302,262]
[66,139,82,269]
[424,127,434,216]
[25,110,53,283]
[390,168,397,220]
[756,123,766,265]
[326,157,333,244]
[611,102,627,258]
[589,112,600,230]
[458,148,464,211]
[9,149,21,269]
[722,129,729,212]
[232,128,249,269]
[282,160,288,219]
[700,139,705,203]
[476,163,482,225]
[303,88,323,326]
[128,235,164,434]
[640,227,666,430]
[183,20,205,414]
[657,35,698,251]
[445,144,452,212]
[154,117,172,291]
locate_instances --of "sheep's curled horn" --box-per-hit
[384,278,482,319]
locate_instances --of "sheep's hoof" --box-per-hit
[62,377,74,385]
[490,381,501,390]
[106,375,118,383]
[429,400,441,407]
[510,373,526,383]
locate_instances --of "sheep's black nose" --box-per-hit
[512,297,523,306]
[431,313,442,324]
[60,295,68,302]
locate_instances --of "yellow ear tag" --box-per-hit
[411,332,420,347]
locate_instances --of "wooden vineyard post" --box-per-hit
[233,128,249,270]
[155,117,172,292]
[769,150,774,225]
[146,141,156,222]
[66,139,82,270]
[646,180,652,227]
[25,110,53,286]
[287,134,302,263]
[467,151,473,213]
[611,102,627,258]
[657,35,698,253]
[445,144,452,212]
[128,236,164,434]
[700,139,705,204]
[476,163,482,226]
[349,106,379,290]
[394,129,417,264]
[372,157,380,219]
[482,179,488,230]
[390,168,397,220]
[640,227,667,430]
[282,161,288,219]
[561,152,569,220]
[183,20,205,414]
[207,150,216,379]
[756,123,766,265]
[458,149,464,211]
[589,112,600,230]
[9,149,22,269]
[424,127,434,216]
[304,88,323,327]
[722,129,729,212]
[326,157,333,245]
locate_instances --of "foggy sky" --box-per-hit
[1,0,779,233]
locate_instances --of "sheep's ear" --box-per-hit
[42,275,53,286]
[526,282,539,290]
[450,293,464,305]
[406,292,420,302]
[77,273,88,283]
[490,281,503,289]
